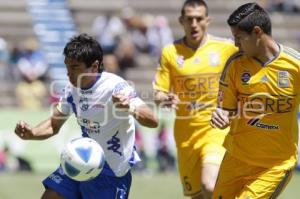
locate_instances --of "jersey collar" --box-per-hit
[80,73,102,91]
[253,43,281,67]
[182,34,209,51]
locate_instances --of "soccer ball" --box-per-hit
[60,137,105,181]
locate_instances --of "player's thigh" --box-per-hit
[42,167,81,199]
[201,163,220,192]
[80,171,132,199]
[41,188,65,199]
[177,146,223,196]
[177,127,225,197]
[177,145,202,197]
[213,153,245,199]
[238,168,293,199]
[201,141,225,188]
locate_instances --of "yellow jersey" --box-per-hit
[219,44,300,168]
[153,34,237,124]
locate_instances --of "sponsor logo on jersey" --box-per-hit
[239,93,294,114]
[174,73,221,95]
[80,89,93,95]
[208,52,220,66]
[91,103,105,109]
[278,71,290,88]
[77,118,102,134]
[247,117,279,130]
[241,71,251,84]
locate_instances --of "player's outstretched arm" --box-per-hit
[210,107,231,129]
[154,90,179,109]
[130,104,158,128]
[15,107,69,140]
[112,94,158,128]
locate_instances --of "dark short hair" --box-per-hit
[181,0,208,16]
[227,3,272,35]
[63,33,104,73]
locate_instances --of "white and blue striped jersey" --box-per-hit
[57,72,145,177]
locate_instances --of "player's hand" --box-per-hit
[15,121,34,140]
[210,108,230,129]
[159,92,179,110]
[112,93,130,110]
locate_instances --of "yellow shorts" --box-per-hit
[213,153,294,199]
[175,124,226,197]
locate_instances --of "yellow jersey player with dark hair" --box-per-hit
[153,0,237,198]
[211,3,300,199]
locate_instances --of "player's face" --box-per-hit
[180,5,209,47]
[231,26,258,57]
[65,58,98,88]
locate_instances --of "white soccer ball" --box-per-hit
[60,137,105,181]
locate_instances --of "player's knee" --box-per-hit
[202,180,215,194]
[201,171,217,194]
[200,182,214,199]
[201,163,219,194]
[191,193,205,199]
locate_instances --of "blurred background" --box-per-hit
[0,0,300,198]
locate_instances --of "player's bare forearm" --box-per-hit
[33,118,58,140]
[15,107,68,140]
[15,119,54,140]
[112,94,158,127]
[133,104,158,128]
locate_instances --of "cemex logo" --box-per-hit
[247,117,279,130]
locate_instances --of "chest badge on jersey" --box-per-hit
[241,71,251,84]
[79,97,89,111]
[277,71,290,88]
[176,55,185,68]
[208,52,220,66]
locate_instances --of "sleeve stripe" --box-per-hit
[283,46,300,60]
[219,81,228,87]
[217,106,237,112]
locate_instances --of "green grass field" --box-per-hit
[1,109,300,198]
[0,171,300,199]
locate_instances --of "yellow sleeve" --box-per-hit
[218,61,238,111]
[153,47,171,92]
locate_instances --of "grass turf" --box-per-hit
[0,171,300,199]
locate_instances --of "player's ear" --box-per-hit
[253,26,263,36]
[179,16,183,25]
[206,16,211,25]
[92,60,99,72]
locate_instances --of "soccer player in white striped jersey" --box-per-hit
[14,33,158,199]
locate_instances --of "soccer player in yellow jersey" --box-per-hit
[153,0,237,198]
[211,2,300,199]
